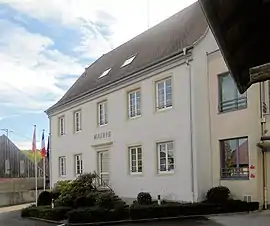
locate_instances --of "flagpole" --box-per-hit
[43,156,46,191]
[33,125,38,207]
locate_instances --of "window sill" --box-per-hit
[128,115,141,120]
[98,124,108,128]
[59,175,66,178]
[221,177,249,181]
[75,130,82,134]
[156,106,173,113]
[157,171,174,175]
[218,106,247,114]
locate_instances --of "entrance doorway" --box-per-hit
[98,151,109,187]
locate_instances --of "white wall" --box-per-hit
[50,62,195,202]
[190,29,219,201]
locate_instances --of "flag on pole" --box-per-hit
[32,126,36,153]
[46,135,50,160]
[41,130,46,158]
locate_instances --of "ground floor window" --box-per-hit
[75,154,83,175]
[129,146,142,174]
[157,141,174,173]
[220,137,249,179]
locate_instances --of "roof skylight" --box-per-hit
[99,68,111,78]
[121,55,136,68]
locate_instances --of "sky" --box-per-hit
[0,0,196,149]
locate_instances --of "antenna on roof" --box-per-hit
[147,0,150,29]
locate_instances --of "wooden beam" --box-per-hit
[250,62,270,84]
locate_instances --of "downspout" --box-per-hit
[260,82,267,209]
[184,47,195,203]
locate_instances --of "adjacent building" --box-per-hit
[45,2,269,206]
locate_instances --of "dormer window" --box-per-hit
[121,55,136,68]
[99,68,111,79]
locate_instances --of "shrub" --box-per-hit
[21,206,72,221]
[137,192,152,205]
[206,186,230,204]
[74,194,96,208]
[67,206,130,223]
[37,191,52,206]
[55,193,74,207]
[52,180,72,194]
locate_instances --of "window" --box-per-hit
[219,73,247,112]
[59,116,65,136]
[99,68,111,78]
[75,154,83,175]
[128,89,141,118]
[156,77,172,110]
[59,157,66,177]
[74,110,82,132]
[220,137,249,179]
[129,146,142,174]
[157,141,174,173]
[98,101,108,126]
[121,55,136,68]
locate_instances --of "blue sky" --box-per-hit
[0,0,195,149]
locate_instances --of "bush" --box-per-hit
[21,206,72,221]
[67,206,130,223]
[37,191,52,206]
[206,186,230,204]
[52,180,72,194]
[74,194,96,208]
[55,193,74,207]
[137,192,152,205]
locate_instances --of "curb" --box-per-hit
[28,217,63,225]
[28,210,259,226]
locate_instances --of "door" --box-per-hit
[98,151,109,187]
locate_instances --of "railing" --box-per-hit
[219,96,247,112]
[93,171,113,192]
[221,167,249,179]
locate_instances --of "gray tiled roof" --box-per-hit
[47,1,207,113]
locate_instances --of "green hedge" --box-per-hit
[21,206,72,221]
[22,200,259,223]
[129,200,259,220]
[68,206,130,223]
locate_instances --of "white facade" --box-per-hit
[49,28,266,203]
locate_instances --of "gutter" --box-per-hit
[183,47,195,203]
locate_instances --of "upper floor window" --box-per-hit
[59,116,65,136]
[220,137,249,180]
[128,89,141,118]
[74,110,82,132]
[59,156,66,177]
[157,141,174,173]
[121,55,136,68]
[129,146,142,174]
[156,77,172,110]
[218,73,247,113]
[75,154,83,175]
[98,101,108,126]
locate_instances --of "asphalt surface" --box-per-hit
[0,210,56,226]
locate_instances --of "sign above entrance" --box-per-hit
[94,131,112,140]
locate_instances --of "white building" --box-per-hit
[45,1,270,206]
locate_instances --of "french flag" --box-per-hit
[41,130,46,158]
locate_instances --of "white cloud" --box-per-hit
[0,19,83,117]
[0,0,197,59]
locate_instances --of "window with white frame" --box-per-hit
[128,89,141,118]
[156,77,172,110]
[5,159,10,175]
[157,141,174,173]
[129,146,142,174]
[74,110,82,132]
[59,157,66,177]
[121,55,136,68]
[75,154,83,175]
[98,101,108,126]
[59,116,65,136]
